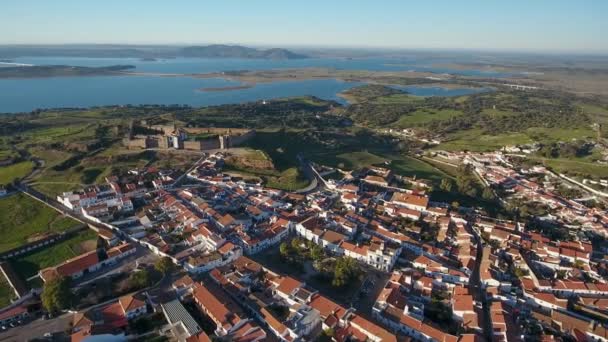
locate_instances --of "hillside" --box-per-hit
[179,45,307,59]
[0,44,308,60]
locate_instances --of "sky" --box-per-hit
[1,0,607,53]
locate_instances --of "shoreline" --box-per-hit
[197,84,254,92]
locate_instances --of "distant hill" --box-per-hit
[179,45,307,59]
[0,44,308,60]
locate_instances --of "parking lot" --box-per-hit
[0,312,73,342]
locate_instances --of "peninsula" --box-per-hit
[0,64,135,78]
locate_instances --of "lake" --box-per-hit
[10,56,510,77]
[0,57,495,113]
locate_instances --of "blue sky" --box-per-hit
[1,0,606,52]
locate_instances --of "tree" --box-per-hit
[41,276,72,313]
[310,244,324,262]
[279,242,291,259]
[291,238,303,253]
[440,178,453,192]
[482,187,495,200]
[155,257,175,276]
[332,257,360,287]
[129,269,151,289]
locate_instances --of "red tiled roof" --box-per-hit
[276,276,303,296]
[391,193,429,208]
[119,294,146,313]
[41,250,100,281]
[101,302,128,329]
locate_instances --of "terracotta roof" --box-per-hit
[218,214,235,227]
[101,302,128,329]
[106,242,135,259]
[321,230,346,244]
[309,294,348,320]
[187,332,212,342]
[119,294,146,313]
[391,193,429,208]
[260,307,288,335]
[230,321,267,342]
[339,241,368,256]
[276,276,303,296]
[193,282,242,330]
[453,294,474,312]
[218,242,237,255]
[41,250,100,281]
[350,314,397,342]
[173,275,195,289]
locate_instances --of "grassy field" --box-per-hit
[372,94,424,105]
[0,193,81,253]
[30,146,155,197]
[482,108,516,118]
[437,125,597,152]
[438,129,533,151]
[578,103,608,124]
[10,229,98,281]
[0,276,16,308]
[387,155,451,184]
[525,156,608,178]
[224,149,309,191]
[246,131,449,185]
[0,161,34,185]
[396,108,464,127]
[0,149,17,161]
[318,151,449,185]
[264,167,310,191]
[333,151,387,169]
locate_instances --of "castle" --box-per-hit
[124,122,255,151]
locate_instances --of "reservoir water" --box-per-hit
[0,57,495,113]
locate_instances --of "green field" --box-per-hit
[264,167,310,191]
[246,131,449,185]
[224,149,309,191]
[10,229,98,281]
[396,108,464,127]
[526,156,608,178]
[482,108,516,118]
[372,94,424,105]
[0,193,81,253]
[387,156,451,184]
[578,103,608,123]
[333,151,387,169]
[0,276,16,308]
[29,146,155,197]
[437,125,597,152]
[438,129,533,151]
[0,161,34,185]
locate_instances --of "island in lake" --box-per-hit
[0,64,135,78]
[197,84,254,92]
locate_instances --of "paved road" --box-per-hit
[468,223,493,340]
[171,153,207,188]
[295,154,322,194]
[0,312,73,342]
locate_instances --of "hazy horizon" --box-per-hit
[1,0,606,54]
